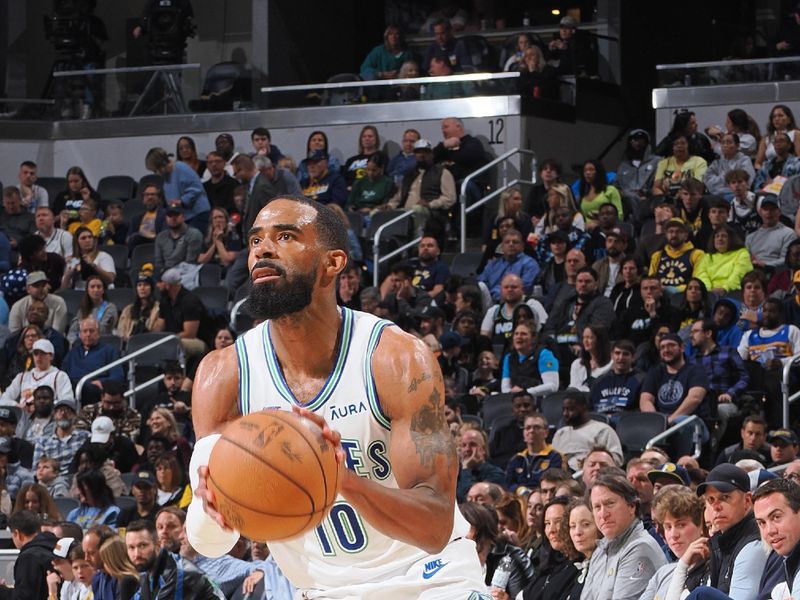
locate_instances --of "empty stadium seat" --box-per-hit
[480,392,514,435]
[615,412,668,459]
[450,252,483,278]
[97,175,137,201]
[107,287,135,313]
[126,333,182,367]
[194,285,229,313]
[36,177,66,202]
[198,263,222,287]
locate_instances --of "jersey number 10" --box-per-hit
[315,502,368,555]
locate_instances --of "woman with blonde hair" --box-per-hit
[99,537,140,599]
[145,407,192,471]
[533,183,584,236]
[12,482,61,520]
[483,187,532,257]
[517,45,557,100]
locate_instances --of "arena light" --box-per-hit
[551,9,561,15]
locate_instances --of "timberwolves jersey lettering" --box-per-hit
[234,308,476,595]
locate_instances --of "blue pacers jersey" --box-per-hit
[234,308,472,592]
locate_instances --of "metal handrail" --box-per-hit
[769,462,790,474]
[261,72,519,93]
[656,55,800,70]
[781,352,800,428]
[372,211,417,287]
[646,415,704,459]
[53,63,201,78]
[123,374,164,410]
[75,334,180,404]
[459,148,537,252]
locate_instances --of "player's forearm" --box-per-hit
[339,469,455,554]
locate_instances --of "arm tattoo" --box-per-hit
[409,387,456,469]
[407,372,431,393]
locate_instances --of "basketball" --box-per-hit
[207,410,339,541]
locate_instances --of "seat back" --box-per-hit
[198,264,222,287]
[203,61,245,95]
[54,497,79,518]
[36,177,66,203]
[322,73,362,106]
[55,288,84,322]
[540,391,572,432]
[615,412,668,458]
[457,35,493,71]
[450,252,483,278]
[107,287,135,313]
[480,393,515,435]
[364,210,411,241]
[99,334,123,353]
[130,243,155,275]
[104,244,129,273]
[97,176,137,202]
[194,286,229,313]
[126,332,181,368]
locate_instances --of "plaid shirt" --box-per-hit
[33,429,91,476]
[689,344,749,398]
[76,405,142,441]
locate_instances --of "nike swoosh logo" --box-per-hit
[422,562,448,579]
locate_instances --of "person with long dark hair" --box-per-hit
[655,110,715,162]
[116,272,162,340]
[577,160,622,229]
[53,166,101,229]
[297,130,341,182]
[755,104,800,168]
[706,108,760,159]
[66,274,117,344]
[61,227,115,290]
[67,469,120,529]
[176,136,206,179]
[154,452,191,509]
[568,325,612,391]
[674,277,713,341]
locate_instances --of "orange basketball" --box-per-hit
[207,410,339,541]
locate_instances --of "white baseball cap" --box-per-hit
[91,416,115,443]
[32,339,54,355]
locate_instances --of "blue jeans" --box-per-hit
[685,586,732,600]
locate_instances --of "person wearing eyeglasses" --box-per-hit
[505,413,563,494]
[783,459,800,482]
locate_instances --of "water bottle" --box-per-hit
[530,151,538,185]
[491,555,512,591]
[523,12,531,27]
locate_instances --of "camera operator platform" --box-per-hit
[130,0,196,116]
[43,0,108,119]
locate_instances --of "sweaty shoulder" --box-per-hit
[371,326,441,420]
[192,345,240,438]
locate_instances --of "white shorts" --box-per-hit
[297,538,491,600]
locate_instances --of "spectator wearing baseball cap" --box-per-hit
[0,435,34,501]
[73,410,139,475]
[7,270,68,334]
[591,225,629,297]
[116,470,159,530]
[616,129,660,213]
[648,218,705,294]
[647,462,691,492]
[768,429,799,466]
[0,405,35,470]
[299,148,348,208]
[745,191,797,269]
[0,338,73,411]
[31,397,89,480]
[693,464,767,599]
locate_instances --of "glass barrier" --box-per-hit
[656,56,800,88]
[4,63,202,121]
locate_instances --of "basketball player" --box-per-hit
[187,196,488,599]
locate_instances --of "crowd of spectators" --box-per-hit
[5,85,800,599]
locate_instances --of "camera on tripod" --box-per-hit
[147,5,196,65]
[43,0,93,59]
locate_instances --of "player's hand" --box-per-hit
[242,570,264,594]
[491,589,510,600]
[292,406,346,469]
[195,465,233,532]
[718,393,732,404]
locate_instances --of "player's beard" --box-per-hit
[244,259,318,320]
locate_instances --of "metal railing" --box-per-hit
[123,374,165,408]
[781,352,800,429]
[646,415,704,459]
[459,148,537,252]
[75,334,181,407]
[372,212,419,287]
[261,72,519,94]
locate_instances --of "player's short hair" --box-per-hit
[266,195,350,262]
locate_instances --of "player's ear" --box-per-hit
[321,248,348,282]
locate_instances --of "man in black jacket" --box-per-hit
[693,464,768,598]
[0,510,57,600]
[125,519,223,600]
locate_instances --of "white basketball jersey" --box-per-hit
[234,308,472,592]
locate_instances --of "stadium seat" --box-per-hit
[615,412,668,459]
[36,177,66,202]
[194,286,229,313]
[122,198,146,225]
[322,73,362,106]
[189,61,248,112]
[126,332,182,368]
[364,210,411,243]
[97,176,137,201]
[130,243,155,276]
[55,288,84,322]
[115,496,137,510]
[458,35,494,72]
[99,334,122,352]
[347,211,364,237]
[107,287,135,313]
[450,252,483,278]
[54,497,79,518]
[540,391,573,432]
[104,244,129,273]
[198,263,222,287]
[480,392,514,435]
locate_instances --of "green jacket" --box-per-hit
[694,247,753,292]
